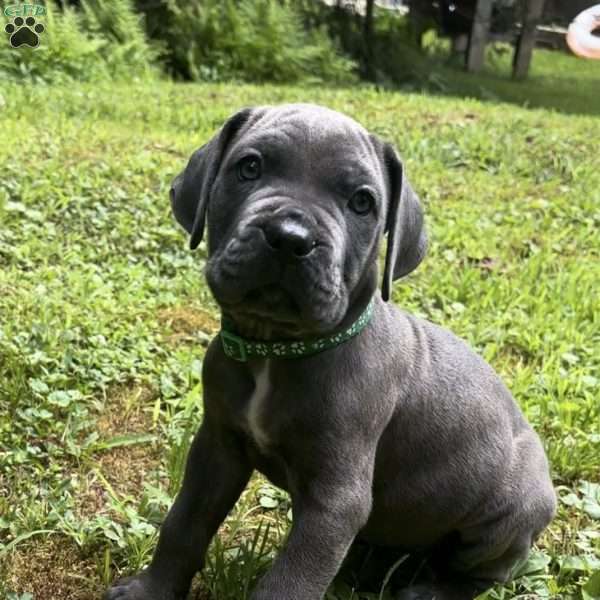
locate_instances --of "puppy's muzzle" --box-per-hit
[259,209,317,261]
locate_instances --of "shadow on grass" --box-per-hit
[397,46,600,117]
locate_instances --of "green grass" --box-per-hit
[1,53,599,599]
[420,42,600,117]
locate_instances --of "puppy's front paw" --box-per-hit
[396,582,485,600]
[104,572,179,600]
[395,585,437,600]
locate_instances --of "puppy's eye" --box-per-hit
[349,190,374,215]
[237,156,262,181]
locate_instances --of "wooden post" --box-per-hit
[363,0,376,79]
[466,0,494,72]
[513,0,547,79]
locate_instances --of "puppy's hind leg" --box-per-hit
[393,541,522,600]
[397,488,556,600]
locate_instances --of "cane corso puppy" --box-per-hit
[105,104,555,600]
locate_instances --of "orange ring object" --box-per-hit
[567,5,600,59]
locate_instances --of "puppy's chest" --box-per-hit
[245,360,277,452]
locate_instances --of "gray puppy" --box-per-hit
[105,104,555,600]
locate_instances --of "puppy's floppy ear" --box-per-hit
[381,143,427,302]
[170,108,254,250]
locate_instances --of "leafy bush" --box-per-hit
[368,9,443,88]
[296,1,442,88]
[142,0,357,83]
[0,0,158,84]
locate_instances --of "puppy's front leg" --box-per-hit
[105,418,252,600]
[252,473,373,600]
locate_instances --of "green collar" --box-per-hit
[220,299,374,362]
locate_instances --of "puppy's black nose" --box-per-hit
[262,218,315,258]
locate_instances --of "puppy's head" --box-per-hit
[171,104,426,339]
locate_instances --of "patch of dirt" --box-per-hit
[158,306,219,346]
[99,442,160,497]
[78,442,161,520]
[96,384,156,439]
[2,536,101,600]
[495,343,538,371]
[78,385,162,519]
[420,110,480,128]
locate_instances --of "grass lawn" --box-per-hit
[425,43,600,117]
[1,53,599,599]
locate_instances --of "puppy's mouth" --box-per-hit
[242,284,301,318]
[219,284,307,339]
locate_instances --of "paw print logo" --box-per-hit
[5,16,45,48]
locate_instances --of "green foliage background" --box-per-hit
[0,0,158,83]
[2,0,599,116]
[0,0,356,84]
[160,0,356,83]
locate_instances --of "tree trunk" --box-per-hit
[364,0,376,79]
[513,0,547,79]
[466,0,494,72]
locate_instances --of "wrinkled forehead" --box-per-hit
[231,104,382,179]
